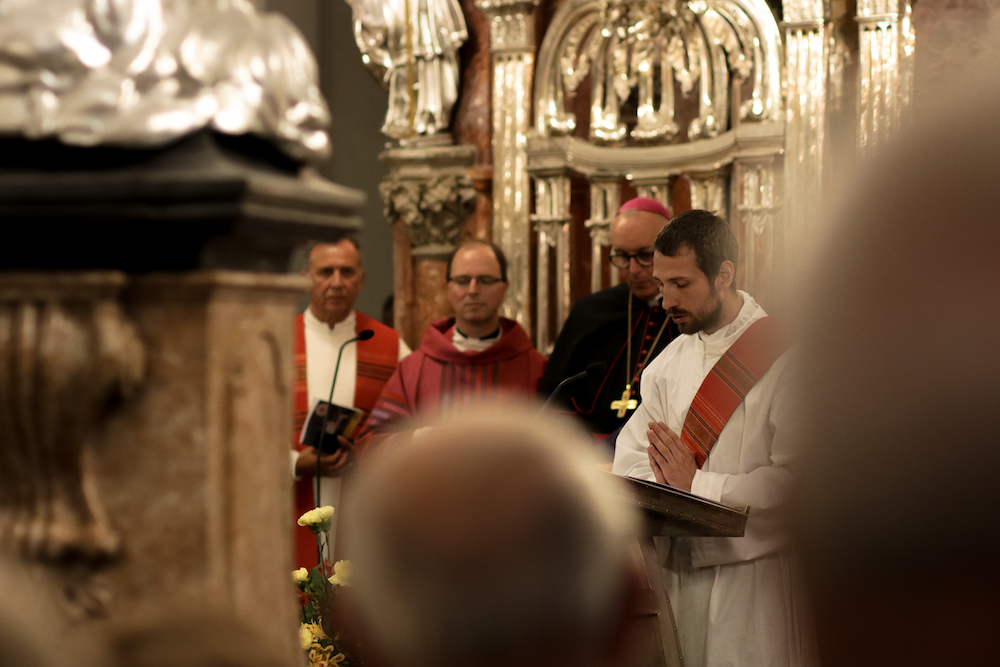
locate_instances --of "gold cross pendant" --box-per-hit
[611,384,638,418]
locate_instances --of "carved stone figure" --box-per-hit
[0,274,144,615]
[346,0,468,140]
[0,0,330,162]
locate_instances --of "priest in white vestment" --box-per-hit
[613,210,816,667]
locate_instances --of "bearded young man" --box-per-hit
[612,210,815,667]
[541,197,679,437]
[354,241,547,458]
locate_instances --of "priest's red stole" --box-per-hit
[680,317,789,468]
[291,311,399,569]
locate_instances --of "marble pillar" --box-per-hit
[100,271,307,657]
[478,0,540,333]
[380,140,478,348]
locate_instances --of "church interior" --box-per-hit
[2,0,1000,666]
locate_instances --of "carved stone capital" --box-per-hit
[477,0,540,52]
[585,219,612,246]
[532,218,569,247]
[379,143,478,259]
[783,0,828,24]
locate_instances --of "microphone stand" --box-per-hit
[315,329,374,511]
[310,327,374,568]
[538,362,607,415]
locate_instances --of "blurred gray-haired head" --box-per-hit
[344,406,641,667]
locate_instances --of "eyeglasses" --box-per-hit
[448,275,505,287]
[609,248,655,269]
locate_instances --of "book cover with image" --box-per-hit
[298,400,363,453]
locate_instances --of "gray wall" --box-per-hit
[267,0,395,321]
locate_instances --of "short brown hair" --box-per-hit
[445,241,508,282]
[654,209,738,284]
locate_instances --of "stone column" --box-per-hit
[380,141,478,349]
[465,165,495,242]
[731,159,782,308]
[0,273,142,597]
[782,0,829,287]
[688,170,729,218]
[478,0,540,333]
[634,178,674,212]
[857,0,915,154]
[531,170,571,353]
[584,178,621,293]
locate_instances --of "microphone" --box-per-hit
[538,361,607,414]
[315,328,375,509]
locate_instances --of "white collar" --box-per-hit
[305,307,356,336]
[696,291,765,353]
[452,325,502,353]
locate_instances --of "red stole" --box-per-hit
[292,311,399,569]
[680,317,789,468]
[291,311,399,442]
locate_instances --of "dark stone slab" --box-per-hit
[0,131,365,272]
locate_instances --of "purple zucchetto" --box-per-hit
[617,197,673,219]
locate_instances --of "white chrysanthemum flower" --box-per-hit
[327,559,352,587]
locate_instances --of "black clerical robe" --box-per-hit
[540,284,679,435]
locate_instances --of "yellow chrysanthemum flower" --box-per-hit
[299,625,314,650]
[297,506,335,534]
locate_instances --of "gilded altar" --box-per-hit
[374,0,934,351]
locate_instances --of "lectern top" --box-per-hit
[599,470,749,538]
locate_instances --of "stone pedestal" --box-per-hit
[95,271,306,659]
[0,131,364,665]
[380,139,477,348]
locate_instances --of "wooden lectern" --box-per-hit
[599,471,749,667]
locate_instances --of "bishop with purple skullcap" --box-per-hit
[540,195,679,437]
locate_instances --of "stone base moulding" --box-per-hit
[0,270,306,660]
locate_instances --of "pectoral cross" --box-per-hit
[611,384,638,418]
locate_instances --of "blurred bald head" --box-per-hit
[345,407,641,667]
[798,87,1000,666]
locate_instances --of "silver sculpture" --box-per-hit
[536,0,782,144]
[0,0,331,162]
[347,0,468,140]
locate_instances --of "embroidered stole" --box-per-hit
[292,311,399,568]
[680,317,789,468]
[292,311,399,446]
